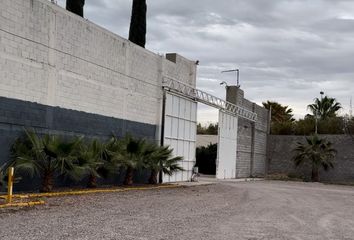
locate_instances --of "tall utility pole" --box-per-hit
[350,97,353,118]
[315,91,325,134]
[221,69,240,87]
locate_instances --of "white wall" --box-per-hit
[0,0,196,127]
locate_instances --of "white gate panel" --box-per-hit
[163,92,197,182]
[216,111,238,179]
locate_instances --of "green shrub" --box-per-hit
[293,118,315,135]
[318,117,344,134]
[197,123,218,135]
[271,121,294,135]
[293,117,345,135]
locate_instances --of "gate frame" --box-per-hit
[161,78,257,182]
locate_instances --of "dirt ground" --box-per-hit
[1,181,354,240]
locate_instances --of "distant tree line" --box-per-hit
[264,96,354,135]
[197,123,218,135]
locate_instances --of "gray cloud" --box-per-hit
[55,0,354,121]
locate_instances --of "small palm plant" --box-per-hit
[11,130,83,192]
[293,135,337,182]
[111,135,152,186]
[146,145,184,184]
[76,139,107,188]
[103,136,125,175]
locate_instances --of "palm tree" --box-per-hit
[66,0,85,17]
[307,96,342,120]
[263,101,295,134]
[103,136,125,176]
[129,0,147,48]
[11,130,83,192]
[293,135,336,182]
[263,101,295,123]
[76,139,107,188]
[112,135,149,186]
[146,145,184,184]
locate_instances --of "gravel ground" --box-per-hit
[1,181,354,240]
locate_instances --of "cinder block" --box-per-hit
[0,0,196,129]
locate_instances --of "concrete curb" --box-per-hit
[0,201,45,209]
[0,185,182,200]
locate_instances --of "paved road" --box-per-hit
[1,181,354,240]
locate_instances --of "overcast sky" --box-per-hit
[56,0,354,124]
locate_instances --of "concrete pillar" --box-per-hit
[226,86,244,105]
[226,86,256,178]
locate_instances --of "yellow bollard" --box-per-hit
[6,167,14,204]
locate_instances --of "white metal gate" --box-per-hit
[162,92,197,182]
[162,78,256,182]
[216,111,238,179]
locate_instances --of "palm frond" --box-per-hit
[147,145,184,176]
[307,96,342,120]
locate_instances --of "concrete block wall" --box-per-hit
[0,0,196,170]
[226,87,270,178]
[0,0,196,126]
[268,135,354,182]
[253,103,269,176]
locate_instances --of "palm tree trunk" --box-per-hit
[148,170,158,184]
[41,171,54,192]
[66,0,85,17]
[87,174,97,188]
[124,167,134,186]
[311,165,320,182]
[128,0,147,48]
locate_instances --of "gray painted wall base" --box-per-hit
[0,97,156,191]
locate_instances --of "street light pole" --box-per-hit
[221,69,240,87]
[315,91,324,134]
